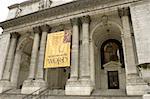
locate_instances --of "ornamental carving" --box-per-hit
[39,0,52,10]
[15,5,22,17]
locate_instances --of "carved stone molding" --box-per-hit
[33,26,41,34]
[80,15,91,24]
[11,32,20,38]
[71,18,80,26]
[40,24,51,33]
[118,7,130,17]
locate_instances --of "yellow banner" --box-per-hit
[44,31,71,68]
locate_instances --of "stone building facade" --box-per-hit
[0,0,150,99]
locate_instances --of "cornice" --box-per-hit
[0,0,141,30]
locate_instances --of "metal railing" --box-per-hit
[32,88,49,99]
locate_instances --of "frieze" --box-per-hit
[0,0,141,30]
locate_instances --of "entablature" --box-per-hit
[0,0,141,32]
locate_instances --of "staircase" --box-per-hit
[0,89,142,99]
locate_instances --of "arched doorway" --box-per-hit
[100,39,124,89]
[16,35,33,89]
[91,21,126,95]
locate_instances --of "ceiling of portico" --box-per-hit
[92,23,122,47]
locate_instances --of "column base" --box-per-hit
[126,74,148,95]
[21,79,48,94]
[65,78,93,95]
[0,80,15,93]
[143,94,150,99]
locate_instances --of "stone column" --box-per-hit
[22,26,42,94]
[119,7,147,95]
[119,7,137,77]
[10,50,22,85]
[70,18,80,80]
[66,16,93,96]
[80,16,91,79]
[2,32,20,80]
[28,26,41,79]
[36,24,50,79]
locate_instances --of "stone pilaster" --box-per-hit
[28,26,41,79]
[119,7,137,76]
[65,18,80,95]
[36,24,50,79]
[90,40,95,86]
[119,7,147,95]
[80,16,91,79]
[0,32,20,93]
[70,18,80,80]
[2,32,20,80]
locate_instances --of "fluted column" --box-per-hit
[119,7,138,76]
[2,32,20,80]
[80,16,91,79]
[10,50,22,84]
[70,18,80,80]
[36,24,50,79]
[28,27,41,79]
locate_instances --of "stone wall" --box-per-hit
[130,1,150,64]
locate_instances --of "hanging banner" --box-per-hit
[44,30,71,68]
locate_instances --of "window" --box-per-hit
[108,71,119,89]
[101,39,124,68]
[104,42,119,63]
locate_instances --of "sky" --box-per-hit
[0,0,72,34]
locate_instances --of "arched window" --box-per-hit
[101,39,124,68]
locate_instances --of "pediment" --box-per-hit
[103,61,121,68]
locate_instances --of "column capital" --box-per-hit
[11,32,20,38]
[71,18,80,26]
[81,15,91,24]
[118,7,130,17]
[33,26,41,34]
[40,24,51,33]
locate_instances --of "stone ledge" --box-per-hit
[65,78,93,95]
[143,94,150,99]
[21,79,48,94]
[0,80,15,93]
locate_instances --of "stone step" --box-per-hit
[0,89,142,99]
[0,94,142,99]
[92,89,126,96]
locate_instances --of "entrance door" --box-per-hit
[47,68,70,89]
[108,71,119,89]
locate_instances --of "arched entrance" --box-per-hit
[15,35,33,89]
[91,21,126,95]
[14,33,70,90]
